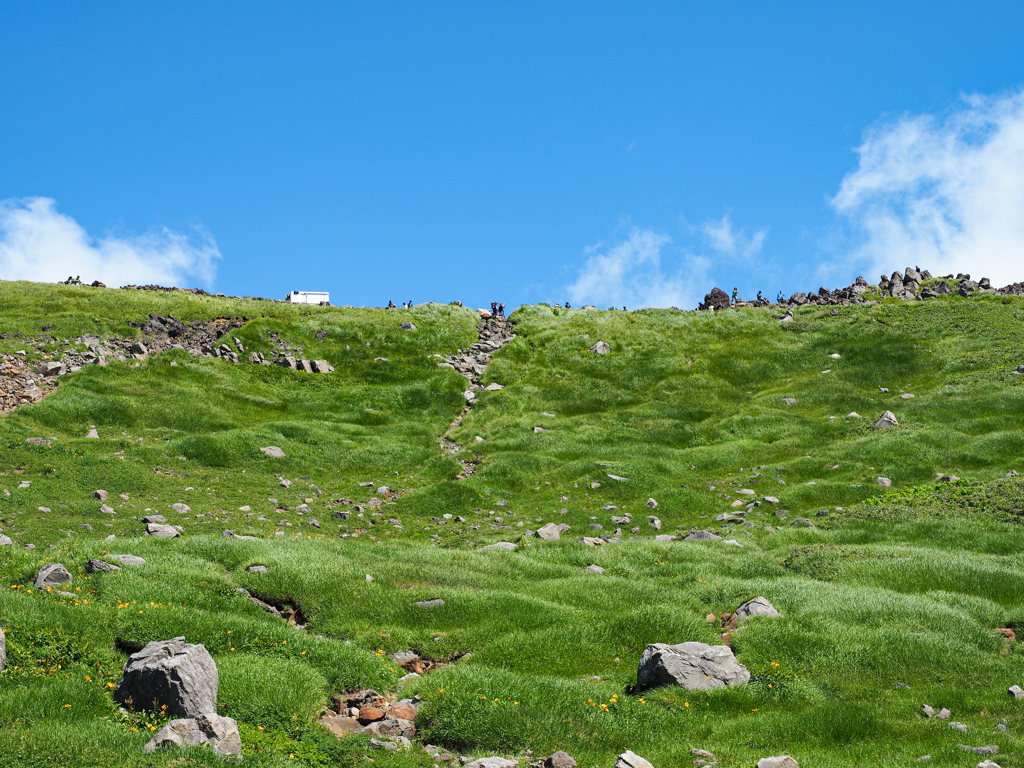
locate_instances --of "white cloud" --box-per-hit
[701,214,768,258]
[0,197,220,287]
[832,90,1024,285]
[564,227,714,309]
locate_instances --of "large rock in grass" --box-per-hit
[146,523,180,538]
[35,563,72,589]
[757,758,798,768]
[115,637,218,717]
[143,713,240,755]
[636,641,749,691]
[535,523,569,541]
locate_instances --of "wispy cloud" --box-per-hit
[0,197,220,287]
[700,214,768,258]
[832,89,1024,284]
[565,228,708,309]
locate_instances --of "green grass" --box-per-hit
[2,280,1024,766]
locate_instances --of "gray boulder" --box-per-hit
[586,564,606,574]
[143,713,240,755]
[0,535,13,546]
[480,541,516,551]
[757,758,798,768]
[260,446,285,458]
[589,341,611,354]
[399,322,417,331]
[636,641,750,691]
[109,554,146,566]
[873,411,899,429]
[147,523,181,538]
[115,637,219,717]
[35,563,72,589]
[545,751,577,768]
[727,596,781,628]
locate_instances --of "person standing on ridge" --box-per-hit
[731,287,738,305]
[777,290,784,303]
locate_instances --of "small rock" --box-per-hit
[143,713,240,756]
[414,599,445,609]
[683,530,721,541]
[1008,685,1023,699]
[544,751,577,768]
[959,746,998,756]
[172,503,191,514]
[877,477,892,487]
[146,523,181,538]
[92,489,109,502]
[85,559,121,573]
[260,446,286,458]
[614,752,652,768]
[586,564,605,574]
[589,341,611,355]
[756,759,798,768]
[465,759,518,768]
[480,541,516,551]
[873,411,899,429]
[109,554,146,565]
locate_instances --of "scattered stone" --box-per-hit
[400,322,417,331]
[260,446,286,458]
[877,477,892,487]
[939,474,960,482]
[480,541,516,551]
[146,523,181,538]
[589,341,611,355]
[86,428,99,438]
[92,489,109,502]
[115,637,219,717]
[1009,685,1023,699]
[465,759,519,768]
[636,641,750,691]
[873,411,899,429]
[246,565,268,573]
[485,383,504,391]
[726,596,781,629]
[782,397,797,405]
[0,535,13,546]
[586,564,605,574]
[683,530,721,541]
[535,523,569,541]
[35,563,72,589]
[614,751,652,768]
[172,503,191,514]
[100,504,115,514]
[85,558,120,573]
[959,746,998,756]
[143,713,241,756]
[544,751,577,768]
[414,599,445,609]
[756,758,798,768]
[142,514,167,524]
[0,626,5,671]
[108,554,146,565]
[533,426,548,433]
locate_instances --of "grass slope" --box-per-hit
[1,280,1023,767]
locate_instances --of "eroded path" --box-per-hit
[439,317,516,478]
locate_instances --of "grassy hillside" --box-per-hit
[1,280,1024,767]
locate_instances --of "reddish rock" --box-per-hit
[996,627,1017,642]
[390,703,417,721]
[358,706,386,723]
[321,714,362,737]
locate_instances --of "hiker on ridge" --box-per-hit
[731,287,738,305]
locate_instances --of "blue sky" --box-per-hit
[2,2,1024,309]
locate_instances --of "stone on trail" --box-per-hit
[146,523,181,538]
[757,758,799,768]
[480,541,516,551]
[115,637,219,717]
[614,751,653,768]
[589,341,611,354]
[35,563,72,589]
[85,558,121,573]
[143,713,241,756]
[636,641,750,691]
[877,477,892,487]
[464,758,519,768]
[260,446,286,458]
[92,489,109,502]
[726,597,781,629]
[873,411,899,429]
